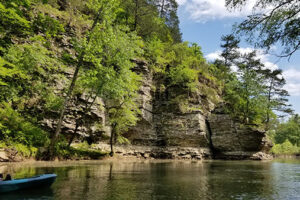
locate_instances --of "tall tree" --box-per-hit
[261,69,293,128]
[213,34,241,82]
[75,17,142,156]
[217,34,292,127]
[226,0,300,57]
[119,0,170,41]
[48,0,120,159]
[236,51,266,123]
[220,34,240,67]
[152,0,182,42]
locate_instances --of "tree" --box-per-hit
[236,51,268,123]
[220,34,240,67]
[216,34,292,127]
[226,0,300,57]
[152,0,182,42]
[73,15,142,156]
[118,0,181,42]
[274,114,300,146]
[261,69,293,128]
[49,0,121,159]
[119,0,166,39]
[213,34,241,81]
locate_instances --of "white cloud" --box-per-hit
[206,50,222,61]
[283,69,300,96]
[178,0,257,22]
[177,0,187,5]
[283,68,300,80]
[205,48,279,71]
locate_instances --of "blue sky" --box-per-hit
[177,0,300,114]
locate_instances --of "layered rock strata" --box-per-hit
[43,60,272,160]
[208,114,273,160]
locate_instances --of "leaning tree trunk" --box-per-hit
[47,10,103,160]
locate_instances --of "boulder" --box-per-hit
[0,151,9,162]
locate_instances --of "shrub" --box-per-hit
[271,140,299,155]
[0,103,48,147]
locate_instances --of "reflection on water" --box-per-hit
[0,159,299,200]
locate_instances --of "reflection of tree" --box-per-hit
[148,162,209,199]
[102,162,139,200]
[108,163,113,181]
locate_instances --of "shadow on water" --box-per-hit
[0,159,299,200]
[0,186,54,200]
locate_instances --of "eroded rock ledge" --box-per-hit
[94,143,211,160]
[208,114,273,160]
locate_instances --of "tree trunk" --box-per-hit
[160,0,165,17]
[266,79,274,130]
[47,9,103,160]
[109,124,117,157]
[134,0,138,31]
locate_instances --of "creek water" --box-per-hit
[0,159,299,200]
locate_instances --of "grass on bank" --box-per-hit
[55,142,107,160]
[0,141,107,160]
[0,141,38,158]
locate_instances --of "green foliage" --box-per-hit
[0,0,32,8]
[145,40,213,91]
[268,114,300,155]
[12,143,38,157]
[0,141,38,158]
[150,0,182,42]
[0,3,31,35]
[0,103,48,146]
[0,57,27,86]
[0,2,31,49]
[0,41,63,111]
[1,0,277,160]
[118,0,174,42]
[271,140,300,155]
[272,115,300,146]
[5,42,60,77]
[33,13,65,37]
[169,65,198,90]
[54,142,107,160]
[226,0,300,57]
[144,38,221,112]
[44,92,64,111]
[217,35,291,126]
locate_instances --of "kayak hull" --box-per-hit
[0,174,57,193]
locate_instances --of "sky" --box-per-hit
[177,0,300,114]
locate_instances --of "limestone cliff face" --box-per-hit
[108,60,213,159]
[98,60,272,160]
[40,69,109,144]
[42,60,272,160]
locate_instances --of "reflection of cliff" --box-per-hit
[0,161,280,200]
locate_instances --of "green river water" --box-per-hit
[0,159,299,200]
